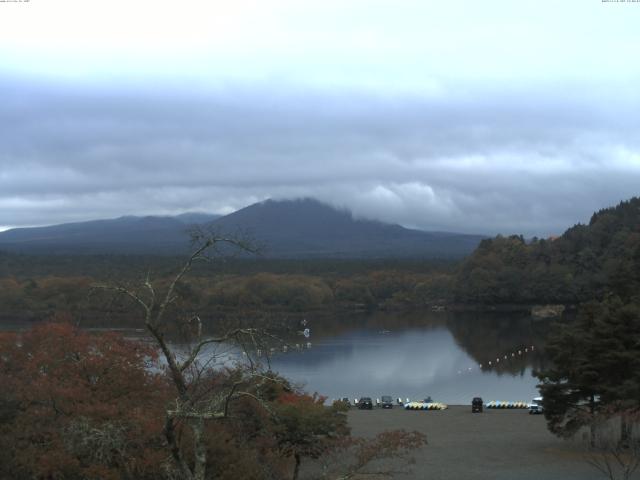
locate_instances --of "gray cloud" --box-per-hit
[1,76,639,236]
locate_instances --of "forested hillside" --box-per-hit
[454,197,640,305]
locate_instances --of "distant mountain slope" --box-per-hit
[0,199,484,258]
[209,198,484,258]
[0,213,220,254]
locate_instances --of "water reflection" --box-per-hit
[266,311,548,405]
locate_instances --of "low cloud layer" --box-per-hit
[1,76,639,236]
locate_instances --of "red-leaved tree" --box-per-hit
[0,322,170,480]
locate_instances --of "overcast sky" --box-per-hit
[1,0,639,236]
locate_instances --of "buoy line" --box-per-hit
[456,344,536,375]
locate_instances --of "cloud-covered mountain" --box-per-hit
[210,198,484,258]
[0,199,484,258]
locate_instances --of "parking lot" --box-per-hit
[346,406,613,480]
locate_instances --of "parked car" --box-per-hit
[338,397,351,408]
[358,397,373,410]
[529,397,544,415]
[472,397,483,413]
[380,395,394,409]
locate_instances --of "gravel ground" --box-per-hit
[346,406,625,480]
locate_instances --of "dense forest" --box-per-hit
[454,197,640,305]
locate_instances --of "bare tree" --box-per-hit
[582,410,640,480]
[94,232,280,480]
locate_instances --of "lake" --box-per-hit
[254,310,549,405]
[2,310,550,405]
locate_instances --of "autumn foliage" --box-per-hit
[0,322,426,480]
[0,322,169,479]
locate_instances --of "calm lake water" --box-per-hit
[258,311,548,405]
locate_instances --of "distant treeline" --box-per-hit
[0,256,456,321]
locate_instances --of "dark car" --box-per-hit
[380,395,394,409]
[472,397,483,413]
[358,397,373,410]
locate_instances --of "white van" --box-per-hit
[529,396,544,415]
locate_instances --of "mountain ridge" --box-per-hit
[0,198,484,258]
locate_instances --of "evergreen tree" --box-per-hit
[536,297,640,438]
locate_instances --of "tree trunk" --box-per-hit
[292,453,301,480]
[620,415,631,449]
[192,417,207,480]
[590,394,596,448]
[165,416,195,480]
